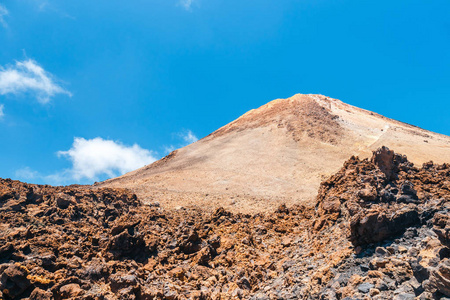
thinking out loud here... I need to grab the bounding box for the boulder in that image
[0,264,31,299]
[59,283,83,298]
[433,212,450,247]
[109,273,138,292]
[349,207,420,246]
[425,258,450,296]
[55,193,74,209]
[371,146,404,181]
[29,288,53,300]
[192,246,214,266]
[106,230,147,259]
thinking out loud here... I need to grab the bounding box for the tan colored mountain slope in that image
[98,94,450,213]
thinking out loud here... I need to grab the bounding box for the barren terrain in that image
[99,94,450,213]
[1,148,449,299]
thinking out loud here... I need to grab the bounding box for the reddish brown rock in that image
[315,147,450,247]
[55,193,74,209]
[59,283,83,298]
[29,287,53,300]
[0,147,449,299]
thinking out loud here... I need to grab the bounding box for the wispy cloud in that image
[179,0,194,11]
[15,167,69,185]
[164,129,198,154]
[0,4,8,27]
[179,129,198,144]
[57,137,156,181]
[164,145,177,154]
[0,104,4,118]
[0,59,72,103]
[15,167,39,181]
[37,1,76,20]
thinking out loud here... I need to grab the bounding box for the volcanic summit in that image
[99,94,450,213]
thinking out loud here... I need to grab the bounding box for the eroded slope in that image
[99,94,450,213]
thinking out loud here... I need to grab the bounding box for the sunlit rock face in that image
[99,94,450,213]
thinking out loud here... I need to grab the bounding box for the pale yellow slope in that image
[99,94,450,213]
[319,94,450,164]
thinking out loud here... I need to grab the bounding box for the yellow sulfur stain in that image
[27,275,54,285]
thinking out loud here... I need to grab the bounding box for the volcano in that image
[98,94,450,213]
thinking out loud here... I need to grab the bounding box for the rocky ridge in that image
[314,147,450,299]
[0,147,449,299]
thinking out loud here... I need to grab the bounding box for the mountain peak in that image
[99,94,450,213]
[210,93,344,144]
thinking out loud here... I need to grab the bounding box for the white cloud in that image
[179,0,194,10]
[57,137,156,180]
[37,1,76,20]
[0,104,4,118]
[0,59,72,103]
[0,4,8,27]
[180,129,198,144]
[15,167,68,185]
[15,167,39,180]
[164,145,177,154]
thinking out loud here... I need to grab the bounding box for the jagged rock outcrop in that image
[315,147,450,245]
[314,147,450,299]
[434,212,450,247]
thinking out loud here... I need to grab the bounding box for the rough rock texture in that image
[434,212,450,247]
[314,147,450,299]
[1,147,450,299]
[315,146,450,245]
[0,178,323,299]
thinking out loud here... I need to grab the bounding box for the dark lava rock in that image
[357,282,374,293]
[107,230,147,259]
[0,264,31,299]
[409,260,430,283]
[433,212,450,247]
[375,247,389,256]
[349,207,420,246]
[55,193,73,209]
[425,258,450,297]
[371,146,399,181]
[109,273,138,292]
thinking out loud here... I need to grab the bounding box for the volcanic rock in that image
[29,288,53,300]
[434,212,450,247]
[0,264,31,299]
[425,259,450,297]
[1,147,450,299]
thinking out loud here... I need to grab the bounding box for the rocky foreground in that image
[1,147,450,299]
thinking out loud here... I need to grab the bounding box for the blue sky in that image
[0,0,449,185]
